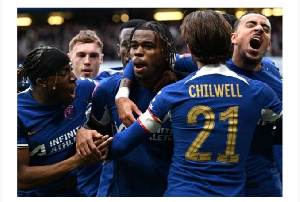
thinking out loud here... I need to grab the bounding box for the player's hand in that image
[73,151,99,167]
[152,70,178,93]
[76,127,103,161]
[94,135,113,160]
[115,97,142,127]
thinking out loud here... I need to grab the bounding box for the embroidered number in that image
[186,106,239,163]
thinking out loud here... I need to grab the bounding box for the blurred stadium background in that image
[17,8,282,76]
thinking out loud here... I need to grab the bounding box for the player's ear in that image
[231,33,237,45]
[266,41,272,51]
[117,44,121,57]
[36,78,47,87]
[100,54,104,64]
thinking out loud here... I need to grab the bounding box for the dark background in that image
[17,8,282,65]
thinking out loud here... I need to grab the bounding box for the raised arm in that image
[115,59,179,127]
[115,60,142,127]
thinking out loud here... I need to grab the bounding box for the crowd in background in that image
[17,15,282,64]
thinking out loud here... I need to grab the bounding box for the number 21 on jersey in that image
[186,106,239,163]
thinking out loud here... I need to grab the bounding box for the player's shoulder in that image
[75,77,99,96]
[262,57,274,65]
[98,73,122,89]
[76,77,98,86]
[262,57,278,71]
[156,76,189,100]
[94,74,121,97]
[247,78,276,97]
[262,57,281,79]
[17,88,32,104]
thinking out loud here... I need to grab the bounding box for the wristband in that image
[115,87,130,100]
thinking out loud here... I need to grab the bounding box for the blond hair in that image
[69,30,103,52]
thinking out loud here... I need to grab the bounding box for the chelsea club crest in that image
[64,105,76,119]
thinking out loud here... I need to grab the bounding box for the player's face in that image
[130,30,167,85]
[118,28,134,68]
[69,42,103,79]
[47,64,77,106]
[231,13,272,63]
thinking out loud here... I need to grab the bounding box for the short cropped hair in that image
[232,11,269,32]
[120,19,146,31]
[68,30,103,52]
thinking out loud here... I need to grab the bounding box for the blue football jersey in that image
[121,55,283,196]
[91,74,173,197]
[97,160,114,197]
[110,64,282,196]
[259,58,282,188]
[94,66,123,82]
[227,59,283,196]
[122,60,135,80]
[172,53,281,80]
[261,57,281,79]
[17,78,98,196]
[167,54,283,196]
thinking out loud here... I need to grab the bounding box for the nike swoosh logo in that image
[28,128,42,135]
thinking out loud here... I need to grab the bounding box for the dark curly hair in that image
[17,46,53,88]
[17,45,70,92]
[126,21,177,69]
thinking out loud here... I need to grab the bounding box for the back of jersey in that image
[149,64,282,196]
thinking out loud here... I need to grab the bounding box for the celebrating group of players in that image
[17,10,282,197]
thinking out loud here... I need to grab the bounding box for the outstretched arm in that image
[17,138,111,191]
[108,108,167,159]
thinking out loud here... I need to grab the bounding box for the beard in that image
[241,52,262,66]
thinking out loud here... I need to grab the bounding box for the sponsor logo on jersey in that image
[27,128,42,135]
[64,105,76,119]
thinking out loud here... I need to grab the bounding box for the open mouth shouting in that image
[250,37,262,50]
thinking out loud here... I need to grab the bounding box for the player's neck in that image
[137,78,157,90]
[232,57,262,72]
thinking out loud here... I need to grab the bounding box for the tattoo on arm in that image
[119,78,132,88]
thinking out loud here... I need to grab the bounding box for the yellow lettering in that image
[209,84,215,97]
[236,84,242,97]
[225,84,230,97]
[231,84,236,97]
[214,84,224,97]
[189,83,242,98]
[196,85,203,97]
[203,84,209,97]
[189,85,196,97]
